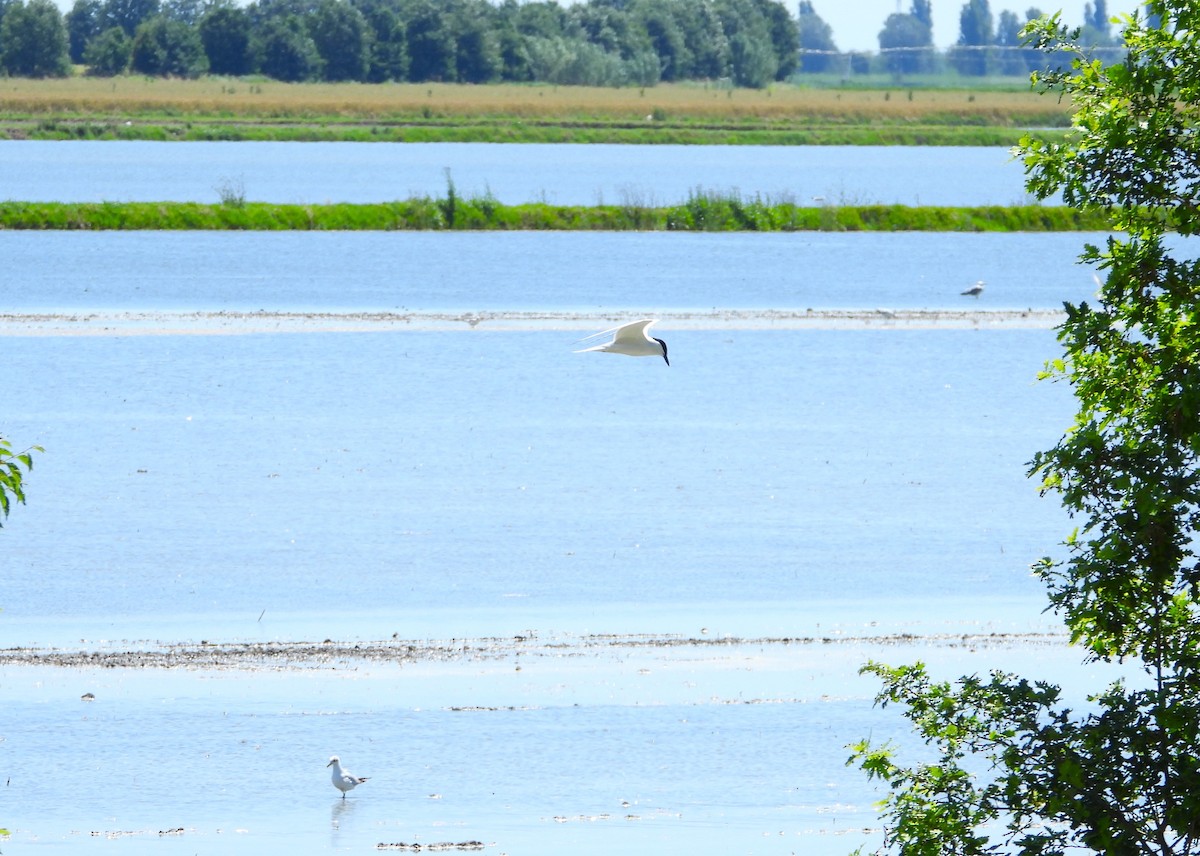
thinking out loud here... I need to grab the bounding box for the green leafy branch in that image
[851,3,1200,853]
[0,437,42,526]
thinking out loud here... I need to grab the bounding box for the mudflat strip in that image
[0,630,1069,671]
[0,308,1066,337]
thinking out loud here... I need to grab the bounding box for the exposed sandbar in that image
[0,308,1065,337]
[0,630,1070,672]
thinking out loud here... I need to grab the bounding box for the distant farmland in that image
[0,78,1073,145]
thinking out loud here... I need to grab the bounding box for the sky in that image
[815,1,1145,52]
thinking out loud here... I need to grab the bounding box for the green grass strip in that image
[0,200,1111,232]
[5,120,1051,147]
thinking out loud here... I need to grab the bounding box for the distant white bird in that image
[961,280,985,298]
[328,756,368,798]
[575,319,669,366]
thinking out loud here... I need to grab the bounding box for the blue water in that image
[0,149,1114,855]
[1,230,1101,315]
[0,226,1090,642]
[0,141,1041,206]
[4,325,1070,633]
[2,651,917,856]
[0,231,1089,855]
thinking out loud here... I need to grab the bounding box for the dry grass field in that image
[0,76,1071,125]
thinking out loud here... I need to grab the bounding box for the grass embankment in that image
[0,197,1109,231]
[0,78,1072,145]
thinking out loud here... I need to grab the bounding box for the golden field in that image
[0,76,1071,125]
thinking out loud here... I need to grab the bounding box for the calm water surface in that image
[0,222,1111,854]
[2,230,1101,314]
[0,141,1041,206]
[6,326,1072,633]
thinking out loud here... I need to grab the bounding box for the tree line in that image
[0,0,801,87]
[0,0,1125,87]
[799,0,1124,77]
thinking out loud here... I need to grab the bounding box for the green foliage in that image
[402,0,455,82]
[717,0,781,87]
[0,437,41,527]
[0,198,1112,233]
[451,3,502,84]
[879,12,934,77]
[2,110,1054,147]
[214,174,245,207]
[0,0,1134,87]
[758,0,797,78]
[65,0,103,62]
[349,0,406,81]
[198,4,252,76]
[852,4,1200,853]
[523,34,647,87]
[130,14,207,76]
[437,167,457,228]
[82,23,129,74]
[1021,2,1200,671]
[256,14,321,81]
[631,2,688,81]
[0,0,71,77]
[951,0,997,76]
[796,0,837,73]
[994,10,1034,75]
[309,0,369,82]
[101,0,159,36]
[911,0,932,29]
[54,0,804,87]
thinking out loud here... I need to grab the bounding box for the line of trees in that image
[801,0,1123,76]
[0,0,801,87]
[0,0,1127,87]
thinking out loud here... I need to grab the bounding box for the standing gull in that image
[961,280,985,298]
[575,319,669,366]
[328,756,369,798]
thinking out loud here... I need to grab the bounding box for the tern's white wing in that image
[574,318,651,345]
[609,319,657,345]
[574,323,626,345]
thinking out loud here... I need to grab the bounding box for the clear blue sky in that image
[816,1,1144,52]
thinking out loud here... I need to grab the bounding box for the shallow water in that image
[5,633,1128,856]
[4,326,1072,637]
[0,219,1113,853]
[2,314,1081,853]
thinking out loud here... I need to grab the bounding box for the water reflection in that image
[331,797,358,843]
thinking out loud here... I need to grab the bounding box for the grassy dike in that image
[0,197,1109,231]
[11,118,1036,146]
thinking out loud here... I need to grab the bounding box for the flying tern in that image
[575,319,669,366]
